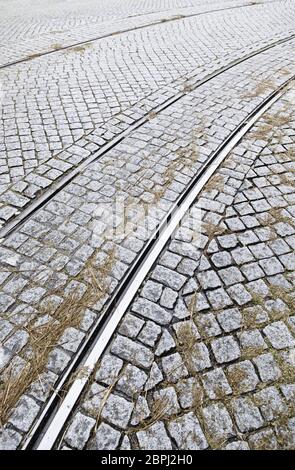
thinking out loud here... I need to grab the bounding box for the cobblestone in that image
[211,336,241,364]
[231,398,264,433]
[137,422,172,450]
[65,412,95,450]
[168,412,208,450]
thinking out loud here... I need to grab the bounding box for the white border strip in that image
[34,87,285,450]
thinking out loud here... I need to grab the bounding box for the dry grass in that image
[268,285,295,313]
[241,346,266,360]
[93,368,125,432]
[26,53,41,60]
[249,105,293,143]
[127,393,171,434]
[175,321,199,374]
[242,78,276,99]
[204,174,225,193]
[183,82,194,93]
[226,365,248,393]
[279,172,295,189]
[170,14,185,20]
[280,68,291,76]
[267,207,295,228]
[202,222,226,242]
[153,136,200,203]
[62,44,92,55]
[0,247,116,426]
[147,110,158,121]
[51,43,63,50]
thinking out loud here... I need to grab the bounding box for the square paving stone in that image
[65,412,95,450]
[175,377,203,409]
[248,429,278,450]
[254,386,286,421]
[201,368,232,399]
[202,403,236,442]
[259,257,284,276]
[111,335,153,369]
[253,353,282,382]
[232,247,254,265]
[231,397,264,433]
[206,288,233,310]
[197,270,222,289]
[88,422,121,450]
[162,353,188,383]
[8,395,40,433]
[263,321,295,349]
[217,308,242,332]
[219,267,244,286]
[137,422,172,450]
[167,412,208,450]
[211,336,241,364]
[226,360,259,393]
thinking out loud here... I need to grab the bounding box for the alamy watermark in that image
[91,196,203,244]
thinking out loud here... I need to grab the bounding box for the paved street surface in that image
[0,0,295,450]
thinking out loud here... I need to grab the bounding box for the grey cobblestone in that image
[8,396,40,433]
[111,335,154,369]
[137,422,172,450]
[168,412,208,450]
[253,353,282,382]
[211,336,241,364]
[263,321,295,349]
[202,403,235,442]
[88,422,120,450]
[65,412,95,450]
[0,428,22,450]
[132,298,172,325]
[231,397,264,433]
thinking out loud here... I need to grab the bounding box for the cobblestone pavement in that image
[0,1,295,230]
[0,0,294,451]
[59,83,295,451]
[0,0,261,65]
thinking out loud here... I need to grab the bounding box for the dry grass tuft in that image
[176,321,199,373]
[127,393,171,434]
[249,105,293,143]
[183,82,194,93]
[62,44,92,55]
[0,247,116,426]
[267,207,295,228]
[148,110,158,121]
[51,43,63,51]
[226,366,248,393]
[202,222,226,241]
[204,174,225,193]
[153,134,200,202]
[26,53,42,60]
[242,79,276,99]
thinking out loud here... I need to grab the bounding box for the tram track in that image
[20,73,294,450]
[1,31,295,242]
[0,0,281,70]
